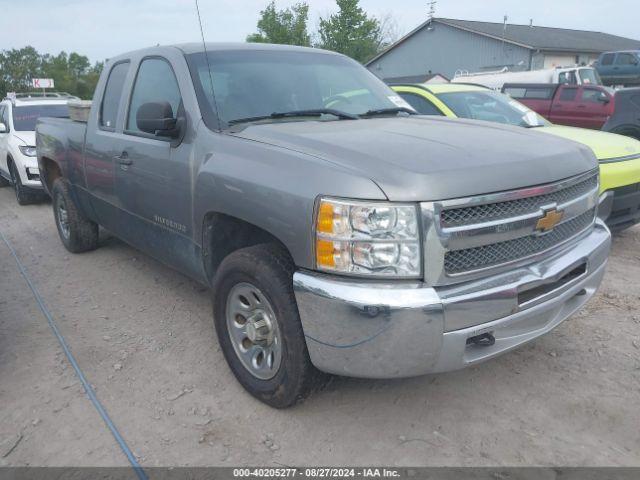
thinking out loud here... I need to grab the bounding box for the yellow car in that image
[392,83,640,231]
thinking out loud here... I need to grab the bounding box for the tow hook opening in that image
[466,332,496,347]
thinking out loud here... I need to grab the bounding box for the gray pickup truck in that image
[37,43,611,408]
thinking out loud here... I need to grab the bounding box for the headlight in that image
[19,145,37,157]
[315,197,421,278]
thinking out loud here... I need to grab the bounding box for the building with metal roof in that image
[367,17,640,80]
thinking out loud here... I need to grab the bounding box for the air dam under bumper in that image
[293,221,611,378]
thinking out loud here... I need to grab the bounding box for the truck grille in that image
[441,174,598,228]
[421,169,600,286]
[444,208,596,274]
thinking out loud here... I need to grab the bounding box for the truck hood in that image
[541,125,640,162]
[233,116,597,201]
[13,131,35,146]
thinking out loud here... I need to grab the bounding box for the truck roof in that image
[107,42,341,63]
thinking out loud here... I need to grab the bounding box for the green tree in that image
[0,47,44,94]
[0,46,102,99]
[316,0,384,63]
[247,1,311,46]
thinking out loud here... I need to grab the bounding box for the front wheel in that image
[212,243,326,408]
[51,178,99,253]
[9,161,35,205]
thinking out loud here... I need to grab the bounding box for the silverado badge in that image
[536,208,564,233]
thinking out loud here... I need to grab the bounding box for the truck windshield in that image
[578,68,602,86]
[186,50,411,127]
[436,90,549,128]
[12,104,69,131]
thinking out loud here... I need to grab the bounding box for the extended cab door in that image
[113,53,198,272]
[84,60,132,230]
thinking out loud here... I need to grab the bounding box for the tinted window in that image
[0,106,6,127]
[12,105,69,131]
[398,92,443,115]
[582,89,608,103]
[601,53,615,66]
[524,88,554,99]
[559,88,578,101]
[100,62,130,129]
[127,58,182,134]
[503,87,526,98]
[616,53,639,65]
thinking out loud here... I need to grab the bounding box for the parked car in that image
[37,43,610,408]
[0,96,70,204]
[595,51,640,87]
[392,82,640,231]
[602,88,640,141]
[452,66,602,90]
[502,83,615,130]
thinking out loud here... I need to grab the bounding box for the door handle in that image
[114,151,132,166]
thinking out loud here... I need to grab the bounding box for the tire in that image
[9,161,35,205]
[51,178,99,253]
[212,243,326,408]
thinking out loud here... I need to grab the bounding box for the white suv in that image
[0,96,70,204]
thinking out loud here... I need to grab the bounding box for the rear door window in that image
[559,88,578,101]
[100,61,130,129]
[126,58,182,135]
[600,53,615,66]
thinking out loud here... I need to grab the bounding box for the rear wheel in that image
[51,178,99,253]
[212,243,326,408]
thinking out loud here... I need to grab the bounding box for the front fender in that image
[192,129,386,269]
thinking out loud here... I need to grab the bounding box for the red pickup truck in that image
[502,83,615,130]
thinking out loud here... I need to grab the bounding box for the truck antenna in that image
[194,0,221,127]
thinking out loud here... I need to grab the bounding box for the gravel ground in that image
[0,187,639,467]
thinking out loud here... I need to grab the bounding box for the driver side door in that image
[114,55,196,273]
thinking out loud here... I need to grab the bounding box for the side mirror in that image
[598,95,610,104]
[136,102,180,138]
[0,122,7,133]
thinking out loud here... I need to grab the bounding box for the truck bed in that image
[36,117,88,193]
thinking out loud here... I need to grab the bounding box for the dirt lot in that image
[1,187,639,467]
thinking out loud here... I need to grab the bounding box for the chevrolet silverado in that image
[36,43,610,408]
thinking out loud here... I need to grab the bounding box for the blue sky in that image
[2,0,638,62]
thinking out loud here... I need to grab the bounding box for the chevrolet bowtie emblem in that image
[536,208,564,233]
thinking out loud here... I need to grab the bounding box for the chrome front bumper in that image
[293,221,611,378]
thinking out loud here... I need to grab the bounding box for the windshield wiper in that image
[360,107,416,117]
[228,109,358,126]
